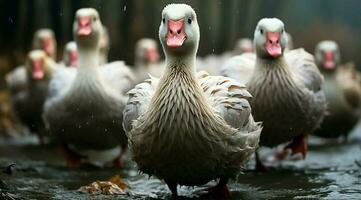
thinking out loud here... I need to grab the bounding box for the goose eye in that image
[260,29,264,34]
[162,18,165,24]
[92,17,96,21]
[187,18,192,24]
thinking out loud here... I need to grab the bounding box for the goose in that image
[61,41,78,67]
[285,32,294,51]
[32,29,57,60]
[11,50,56,143]
[234,38,253,54]
[134,38,163,83]
[99,25,109,64]
[197,38,252,76]
[222,18,326,167]
[313,40,361,139]
[123,4,261,197]
[7,29,57,97]
[43,8,135,167]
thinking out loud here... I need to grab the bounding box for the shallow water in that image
[0,124,360,200]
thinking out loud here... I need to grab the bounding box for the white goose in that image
[123,4,261,197]
[314,40,361,139]
[134,38,163,83]
[222,18,326,166]
[32,29,57,60]
[11,50,56,143]
[43,8,135,167]
[61,41,78,68]
[7,29,57,98]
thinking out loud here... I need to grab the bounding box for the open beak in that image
[166,19,186,48]
[323,51,335,70]
[77,16,92,36]
[69,50,78,67]
[146,48,160,63]
[41,37,53,56]
[265,32,282,58]
[31,59,44,80]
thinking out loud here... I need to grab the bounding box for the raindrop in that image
[104,128,108,132]
[123,6,127,12]
[212,49,215,53]
[8,17,13,24]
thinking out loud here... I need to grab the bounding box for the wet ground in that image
[0,124,360,200]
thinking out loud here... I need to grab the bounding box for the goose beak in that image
[265,32,282,57]
[146,48,160,63]
[69,50,78,67]
[323,51,335,70]
[31,59,44,80]
[166,19,186,48]
[77,16,92,36]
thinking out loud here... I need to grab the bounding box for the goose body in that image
[43,8,134,166]
[314,41,361,138]
[124,4,261,196]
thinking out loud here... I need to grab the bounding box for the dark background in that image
[0,0,361,81]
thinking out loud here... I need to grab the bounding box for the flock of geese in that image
[4,4,361,198]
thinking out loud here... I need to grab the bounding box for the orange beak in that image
[265,32,282,58]
[77,16,92,36]
[31,59,44,80]
[166,19,186,48]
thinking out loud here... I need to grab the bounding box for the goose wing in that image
[197,71,256,130]
[123,76,159,133]
[287,48,323,93]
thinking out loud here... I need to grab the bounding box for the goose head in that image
[314,40,340,71]
[234,38,253,54]
[32,29,56,58]
[26,50,52,81]
[63,41,78,67]
[159,4,199,57]
[73,8,102,48]
[135,38,160,64]
[254,18,287,59]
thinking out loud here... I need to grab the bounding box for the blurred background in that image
[1,0,361,86]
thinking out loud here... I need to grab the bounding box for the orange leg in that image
[113,144,127,168]
[205,177,231,198]
[277,134,308,160]
[61,143,83,168]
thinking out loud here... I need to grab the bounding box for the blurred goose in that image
[314,40,361,138]
[7,29,57,98]
[123,4,261,197]
[197,38,253,76]
[32,29,57,60]
[222,18,326,167]
[285,32,294,51]
[99,25,109,64]
[43,8,135,167]
[61,41,78,67]
[234,38,253,54]
[134,38,163,83]
[12,50,56,143]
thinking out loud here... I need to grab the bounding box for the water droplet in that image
[8,17,13,24]
[123,6,127,12]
